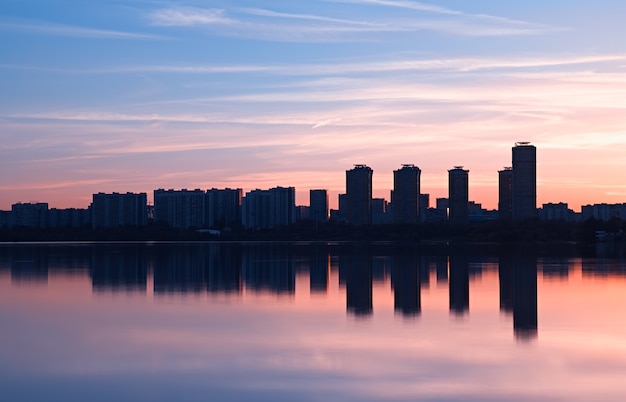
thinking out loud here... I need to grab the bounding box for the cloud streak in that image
[0,20,164,40]
[6,53,624,78]
[146,1,558,42]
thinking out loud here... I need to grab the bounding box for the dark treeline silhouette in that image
[1,216,626,243]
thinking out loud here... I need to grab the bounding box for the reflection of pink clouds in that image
[4,260,626,399]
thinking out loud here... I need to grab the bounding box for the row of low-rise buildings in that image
[1,143,624,230]
[0,203,91,229]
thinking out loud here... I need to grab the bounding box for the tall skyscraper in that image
[448,166,469,224]
[345,165,373,225]
[498,167,513,220]
[392,164,421,224]
[309,189,328,222]
[512,142,537,220]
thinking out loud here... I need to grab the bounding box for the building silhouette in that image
[581,203,626,221]
[154,189,206,229]
[371,198,390,224]
[47,208,90,228]
[345,165,373,225]
[512,142,537,220]
[498,167,513,220]
[309,189,329,222]
[540,202,573,221]
[206,188,242,228]
[11,203,49,228]
[419,194,430,222]
[392,164,421,224]
[448,167,469,224]
[91,192,147,228]
[242,187,296,229]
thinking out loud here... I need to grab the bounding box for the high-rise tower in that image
[512,142,537,220]
[448,166,469,224]
[498,167,513,220]
[392,164,421,224]
[309,189,328,222]
[345,164,373,225]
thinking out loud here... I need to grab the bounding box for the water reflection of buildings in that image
[499,253,538,340]
[391,252,421,316]
[540,257,571,279]
[449,255,470,315]
[9,246,50,283]
[339,246,373,316]
[308,246,329,293]
[242,245,295,295]
[6,244,626,340]
[153,244,241,294]
[0,245,93,284]
[92,245,147,292]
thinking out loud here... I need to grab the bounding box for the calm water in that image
[1,242,626,401]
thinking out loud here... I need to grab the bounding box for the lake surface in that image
[1,242,626,401]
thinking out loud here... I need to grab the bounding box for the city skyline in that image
[3,1,626,211]
[2,146,625,216]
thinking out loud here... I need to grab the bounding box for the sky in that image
[2,0,626,211]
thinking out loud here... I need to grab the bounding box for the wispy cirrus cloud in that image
[241,8,380,27]
[324,0,558,29]
[325,0,460,15]
[5,53,624,77]
[148,8,231,27]
[0,19,164,40]
[147,1,559,41]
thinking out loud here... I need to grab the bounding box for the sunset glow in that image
[2,1,626,210]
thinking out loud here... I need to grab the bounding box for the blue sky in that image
[2,0,626,209]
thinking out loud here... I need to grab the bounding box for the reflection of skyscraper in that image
[436,255,448,283]
[498,167,513,220]
[498,254,514,314]
[392,252,421,316]
[448,167,469,224]
[345,165,373,225]
[309,246,329,293]
[512,142,537,220]
[513,255,538,340]
[449,255,469,315]
[340,246,373,316]
[393,164,421,224]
